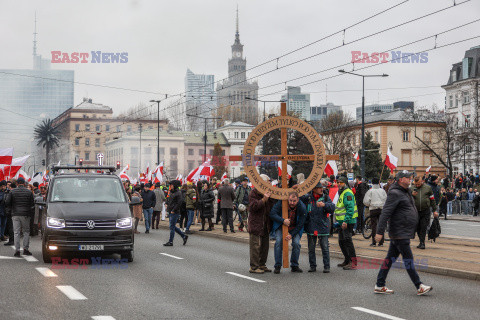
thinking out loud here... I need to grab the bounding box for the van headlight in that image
[47,217,65,229]
[116,217,132,229]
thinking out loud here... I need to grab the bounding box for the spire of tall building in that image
[234,5,240,44]
[33,12,37,57]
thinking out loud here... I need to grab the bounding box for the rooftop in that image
[72,98,113,112]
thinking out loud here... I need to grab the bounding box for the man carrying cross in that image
[270,191,307,274]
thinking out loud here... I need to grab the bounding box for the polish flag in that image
[426,166,432,173]
[353,152,360,161]
[153,162,164,184]
[145,163,151,182]
[14,169,30,182]
[221,172,228,181]
[329,185,339,205]
[30,172,43,186]
[176,174,183,181]
[384,148,398,174]
[324,160,338,177]
[118,164,131,181]
[277,161,293,179]
[187,160,215,182]
[4,155,29,179]
[0,148,13,165]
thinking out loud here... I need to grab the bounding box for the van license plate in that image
[78,245,104,251]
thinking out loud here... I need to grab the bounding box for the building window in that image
[96,124,101,132]
[188,161,195,171]
[423,151,432,166]
[199,149,204,155]
[423,131,431,142]
[188,149,194,156]
[144,147,151,154]
[451,70,456,83]
[234,132,239,139]
[116,125,121,132]
[75,124,80,132]
[209,149,213,155]
[463,92,470,104]
[106,125,110,132]
[466,145,473,153]
[75,137,80,146]
[455,94,459,107]
[374,131,378,142]
[148,126,153,130]
[170,160,178,173]
[170,148,178,156]
[241,132,246,139]
[401,150,412,166]
[95,138,100,147]
[85,138,90,146]
[131,147,139,156]
[85,124,90,132]
[402,131,410,142]
[449,95,453,108]
[159,148,165,156]
[85,152,90,161]
[127,125,132,132]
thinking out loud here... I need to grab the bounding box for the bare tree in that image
[118,103,157,120]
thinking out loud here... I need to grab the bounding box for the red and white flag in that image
[221,172,228,181]
[353,152,360,161]
[14,169,30,182]
[0,148,13,165]
[324,160,338,177]
[277,161,293,179]
[384,148,398,174]
[4,155,29,179]
[176,174,183,181]
[118,164,131,181]
[153,162,164,184]
[187,160,215,182]
[426,166,431,173]
[329,185,339,205]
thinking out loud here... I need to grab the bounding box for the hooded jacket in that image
[5,185,34,217]
[301,191,334,235]
[377,182,418,240]
[363,185,387,210]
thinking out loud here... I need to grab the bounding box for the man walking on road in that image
[164,180,188,246]
[218,179,236,233]
[152,182,166,230]
[235,177,251,232]
[270,191,307,274]
[335,176,357,270]
[374,170,433,296]
[5,177,34,257]
[248,174,275,274]
[354,175,369,233]
[141,183,156,234]
[411,176,438,249]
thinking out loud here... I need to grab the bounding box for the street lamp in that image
[338,69,388,180]
[245,97,283,122]
[186,114,222,162]
[150,96,167,166]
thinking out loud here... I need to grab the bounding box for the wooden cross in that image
[229,102,338,268]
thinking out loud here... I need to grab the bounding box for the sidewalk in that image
[448,214,480,223]
[156,219,480,281]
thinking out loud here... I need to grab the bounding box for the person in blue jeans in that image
[141,183,156,234]
[300,181,335,273]
[270,191,306,274]
[164,180,188,246]
[184,183,197,234]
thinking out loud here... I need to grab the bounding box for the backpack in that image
[428,217,441,242]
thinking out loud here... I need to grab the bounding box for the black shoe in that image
[418,243,425,249]
[145,230,149,234]
[183,236,188,246]
[185,230,192,235]
[323,268,330,273]
[291,267,303,273]
[370,243,376,247]
[230,230,235,233]
[274,267,281,274]
[337,261,348,267]
[199,228,205,231]
[4,242,13,246]
[14,251,20,257]
[23,249,32,256]
[223,230,227,233]
[308,267,316,273]
[163,242,173,246]
[206,228,212,231]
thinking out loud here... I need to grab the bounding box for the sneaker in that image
[370,243,376,247]
[417,284,432,296]
[185,230,192,235]
[249,268,264,274]
[323,268,330,273]
[343,262,356,270]
[374,285,394,294]
[291,266,303,273]
[308,267,316,273]
[4,242,14,246]
[274,267,281,274]
[145,230,150,234]
[230,230,235,233]
[223,230,227,233]
[163,242,173,246]
[14,251,20,257]
[260,266,272,272]
[23,249,32,256]
[337,261,348,267]
[183,235,188,246]
[418,243,425,250]
[206,228,212,231]
[378,244,384,247]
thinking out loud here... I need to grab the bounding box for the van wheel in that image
[42,237,52,263]
[121,249,134,262]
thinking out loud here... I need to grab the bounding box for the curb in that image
[158,225,480,281]
[447,216,480,223]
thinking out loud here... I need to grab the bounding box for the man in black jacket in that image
[354,176,369,233]
[374,170,432,296]
[0,180,7,241]
[164,180,188,246]
[5,177,34,257]
[141,183,156,234]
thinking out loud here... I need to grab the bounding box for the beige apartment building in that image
[321,110,447,177]
[52,98,168,166]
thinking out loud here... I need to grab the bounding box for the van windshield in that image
[50,176,127,203]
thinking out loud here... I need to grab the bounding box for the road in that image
[437,219,480,238]
[0,228,479,320]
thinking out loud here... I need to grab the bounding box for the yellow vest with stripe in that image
[334,188,358,222]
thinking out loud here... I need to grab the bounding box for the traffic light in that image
[79,158,83,166]
[116,161,120,169]
[42,159,45,166]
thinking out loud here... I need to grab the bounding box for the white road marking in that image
[23,255,39,262]
[352,307,405,320]
[36,267,58,277]
[160,253,184,260]
[226,272,266,283]
[442,227,454,230]
[56,285,88,300]
[0,255,19,259]
[91,316,116,320]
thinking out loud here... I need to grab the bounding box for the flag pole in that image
[380,162,386,182]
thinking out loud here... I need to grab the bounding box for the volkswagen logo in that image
[86,220,95,230]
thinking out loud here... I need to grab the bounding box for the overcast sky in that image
[2,0,480,122]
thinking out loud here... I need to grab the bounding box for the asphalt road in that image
[437,219,480,238]
[0,229,479,320]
